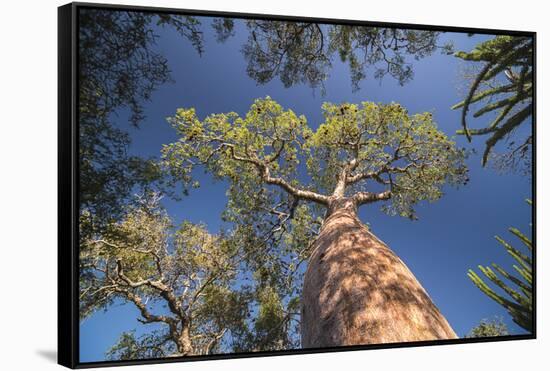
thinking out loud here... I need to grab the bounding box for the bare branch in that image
[92,239,165,279]
[266,139,286,163]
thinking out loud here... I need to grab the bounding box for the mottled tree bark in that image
[301,197,457,347]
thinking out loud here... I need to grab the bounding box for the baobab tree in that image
[162,97,468,347]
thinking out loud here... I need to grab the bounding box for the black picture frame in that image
[58,2,537,368]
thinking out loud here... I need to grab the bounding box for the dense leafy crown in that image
[163,97,468,220]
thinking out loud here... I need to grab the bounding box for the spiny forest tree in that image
[467,199,533,332]
[162,97,469,346]
[80,193,250,359]
[452,35,533,171]
[78,8,204,240]
[236,20,453,92]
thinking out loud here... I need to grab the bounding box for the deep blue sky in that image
[80,14,532,362]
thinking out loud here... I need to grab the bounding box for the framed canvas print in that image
[58,2,536,368]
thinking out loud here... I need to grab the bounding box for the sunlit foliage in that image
[163,97,468,220]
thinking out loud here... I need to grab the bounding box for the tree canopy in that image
[234,20,453,92]
[467,199,533,332]
[162,97,468,220]
[80,190,308,358]
[78,9,205,239]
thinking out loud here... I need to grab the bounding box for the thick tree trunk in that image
[301,197,457,347]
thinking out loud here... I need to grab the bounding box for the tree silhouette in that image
[238,20,452,92]
[78,8,204,239]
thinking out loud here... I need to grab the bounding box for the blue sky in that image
[80,14,532,362]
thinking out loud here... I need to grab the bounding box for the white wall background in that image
[0,0,545,369]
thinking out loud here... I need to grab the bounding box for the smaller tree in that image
[452,35,533,168]
[80,193,249,359]
[466,317,509,338]
[467,200,533,332]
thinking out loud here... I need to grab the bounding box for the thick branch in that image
[115,287,175,326]
[264,168,329,205]
[116,259,184,319]
[353,190,391,205]
[346,170,378,185]
[220,143,329,205]
[114,267,187,354]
